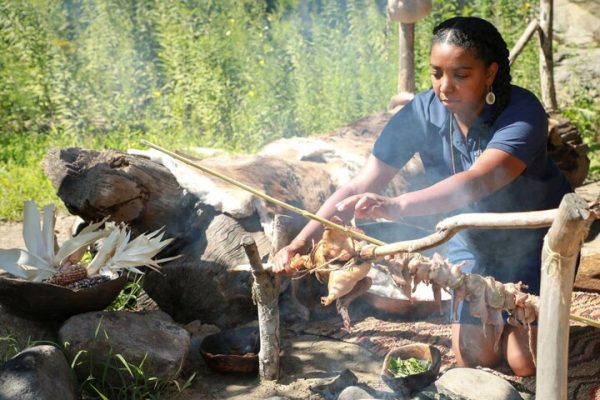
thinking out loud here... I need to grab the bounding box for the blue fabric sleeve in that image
[372,97,426,169]
[486,90,548,167]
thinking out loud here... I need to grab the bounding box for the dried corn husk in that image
[0,201,177,285]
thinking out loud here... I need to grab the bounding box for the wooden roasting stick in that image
[141,139,385,247]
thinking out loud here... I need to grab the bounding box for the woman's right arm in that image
[272,154,399,274]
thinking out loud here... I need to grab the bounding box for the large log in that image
[42,148,302,326]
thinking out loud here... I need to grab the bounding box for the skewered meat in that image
[292,219,540,347]
[335,276,373,332]
[321,262,371,306]
[385,253,414,299]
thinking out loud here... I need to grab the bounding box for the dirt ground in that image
[1,182,598,399]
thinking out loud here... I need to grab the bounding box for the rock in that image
[553,0,600,106]
[309,369,359,399]
[58,310,190,384]
[433,368,523,400]
[337,385,376,400]
[0,345,78,400]
[0,304,59,360]
[184,320,220,371]
[184,320,220,339]
[519,391,535,400]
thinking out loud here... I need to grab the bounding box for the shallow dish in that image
[0,273,126,321]
[363,264,451,318]
[200,326,260,373]
[381,343,442,393]
[362,291,449,318]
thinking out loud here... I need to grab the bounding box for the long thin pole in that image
[140,139,386,246]
[538,0,558,111]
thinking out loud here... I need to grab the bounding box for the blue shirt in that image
[373,85,572,291]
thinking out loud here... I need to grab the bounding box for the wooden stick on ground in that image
[536,193,595,400]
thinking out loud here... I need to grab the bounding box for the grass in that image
[107,273,145,312]
[0,0,597,224]
[0,335,20,362]
[69,317,195,399]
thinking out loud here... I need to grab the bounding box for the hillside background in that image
[0,0,598,221]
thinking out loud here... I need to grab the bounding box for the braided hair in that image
[432,17,511,124]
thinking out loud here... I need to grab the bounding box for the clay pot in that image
[381,343,442,393]
[387,0,433,23]
[200,326,260,373]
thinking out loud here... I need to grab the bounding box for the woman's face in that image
[430,42,498,119]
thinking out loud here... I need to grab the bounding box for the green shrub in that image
[0,0,596,221]
[562,96,600,182]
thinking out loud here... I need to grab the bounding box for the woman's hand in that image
[272,238,308,275]
[335,192,402,220]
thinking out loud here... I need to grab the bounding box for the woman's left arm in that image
[338,148,526,220]
[396,148,526,216]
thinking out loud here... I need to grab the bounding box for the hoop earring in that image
[485,87,496,105]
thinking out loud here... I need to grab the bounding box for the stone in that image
[58,310,190,384]
[337,385,376,400]
[434,368,523,400]
[309,369,359,399]
[0,304,59,361]
[0,345,78,400]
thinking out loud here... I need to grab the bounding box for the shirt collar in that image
[431,95,493,138]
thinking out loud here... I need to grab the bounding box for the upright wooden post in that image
[242,236,280,381]
[536,193,594,399]
[538,0,558,111]
[398,23,415,95]
[240,215,294,381]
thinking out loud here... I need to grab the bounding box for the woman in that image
[273,16,571,376]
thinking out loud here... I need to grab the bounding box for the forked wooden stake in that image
[242,236,280,381]
[536,193,595,400]
[240,215,294,381]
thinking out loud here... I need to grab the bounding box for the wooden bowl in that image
[381,343,441,393]
[0,273,127,321]
[200,326,260,373]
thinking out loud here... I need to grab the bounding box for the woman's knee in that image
[503,326,537,377]
[452,323,502,368]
